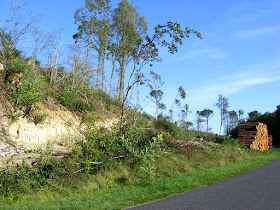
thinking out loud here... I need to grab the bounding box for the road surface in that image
[128,158,280,210]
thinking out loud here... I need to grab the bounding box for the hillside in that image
[0,88,118,166]
[0,1,279,207]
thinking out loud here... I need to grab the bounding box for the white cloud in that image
[231,25,279,39]
[188,64,280,106]
[163,47,228,64]
[226,1,280,25]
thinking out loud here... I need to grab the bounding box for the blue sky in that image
[1,0,279,134]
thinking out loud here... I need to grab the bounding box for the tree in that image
[247,110,262,122]
[237,109,244,122]
[107,42,119,96]
[169,86,186,121]
[115,16,201,125]
[199,109,213,133]
[0,2,42,82]
[214,94,229,135]
[246,106,280,144]
[180,104,191,128]
[111,0,147,100]
[196,111,204,131]
[225,110,238,134]
[147,71,165,118]
[73,0,111,90]
[148,89,165,119]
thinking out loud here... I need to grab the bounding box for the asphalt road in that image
[128,158,280,210]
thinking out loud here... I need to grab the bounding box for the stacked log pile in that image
[238,122,271,151]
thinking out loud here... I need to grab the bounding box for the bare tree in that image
[199,109,213,133]
[214,94,229,135]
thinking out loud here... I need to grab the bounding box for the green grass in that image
[1,148,279,210]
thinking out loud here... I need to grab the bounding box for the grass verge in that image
[1,149,280,210]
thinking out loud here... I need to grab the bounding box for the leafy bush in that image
[0,147,80,201]
[59,89,88,112]
[83,113,100,126]
[11,67,46,108]
[221,135,239,146]
[153,118,178,136]
[4,57,27,78]
[72,117,164,178]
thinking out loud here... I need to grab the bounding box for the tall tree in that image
[169,86,186,121]
[148,90,165,119]
[247,110,262,122]
[118,18,202,124]
[112,0,147,100]
[147,71,164,118]
[214,94,229,135]
[196,111,204,131]
[225,110,238,134]
[180,104,191,128]
[73,0,111,90]
[107,42,119,96]
[237,109,245,122]
[199,109,213,133]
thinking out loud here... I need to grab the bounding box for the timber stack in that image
[238,122,271,151]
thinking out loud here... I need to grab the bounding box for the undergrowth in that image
[0,122,274,204]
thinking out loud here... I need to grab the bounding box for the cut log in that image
[238,122,270,151]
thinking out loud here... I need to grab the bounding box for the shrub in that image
[59,88,88,112]
[32,112,48,125]
[72,117,164,177]
[4,57,27,78]
[153,118,178,136]
[0,147,80,200]
[221,135,239,146]
[11,67,46,108]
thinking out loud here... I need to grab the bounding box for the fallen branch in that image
[74,154,137,173]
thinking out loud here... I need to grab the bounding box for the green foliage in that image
[83,113,100,125]
[153,117,178,136]
[90,88,121,111]
[11,68,46,108]
[3,57,26,79]
[1,150,279,209]
[237,105,280,143]
[72,116,164,181]
[0,30,22,62]
[10,112,24,123]
[247,110,262,122]
[32,112,48,125]
[141,112,154,121]
[0,147,80,201]
[59,89,88,112]
[153,21,202,54]
[221,135,239,146]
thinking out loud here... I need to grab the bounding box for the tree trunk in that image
[118,55,126,100]
[85,34,92,70]
[155,95,158,119]
[109,59,116,97]
[101,51,105,91]
[220,114,223,135]
[96,56,101,88]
